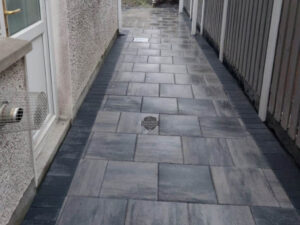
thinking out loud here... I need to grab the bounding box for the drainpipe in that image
[219,0,229,62]
[200,0,205,35]
[258,0,283,121]
[179,0,184,13]
[191,0,199,35]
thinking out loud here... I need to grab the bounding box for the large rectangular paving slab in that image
[100,161,157,200]
[135,135,182,163]
[57,197,127,225]
[125,200,188,225]
[133,63,160,73]
[178,98,217,117]
[103,95,142,112]
[145,72,174,84]
[161,64,187,73]
[182,137,233,166]
[114,72,145,82]
[117,112,159,134]
[160,114,202,136]
[142,97,177,114]
[189,204,256,225]
[199,117,248,138]
[175,74,205,85]
[213,100,239,117]
[251,206,300,225]
[159,164,217,203]
[160,84,193,98]
[211,167,279,206]
[127,83,159,97]
[69,159,107,196]
[92,111,120,132]
[85,132,136,161]
[226,137,269,168]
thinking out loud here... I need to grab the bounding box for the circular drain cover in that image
[142,116,159,130]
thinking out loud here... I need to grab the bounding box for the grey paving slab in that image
[161,49,184,57]
[133,63,160,73]
[122,48,138,55]
[117,62,134,72]
[122,55,148,63]
[213,100,239,117]
[135,135,182,163]
[204,74,223,86]
[149,38,161,43]
[148,56,172,64]
[182,137,233,166]
[150,43,172,50]
[125,200,188,225]
[145,72,174,83]
[189,204,256,225]
[199,117,248,138]
[138,48,160,56]
[161,64,187,73]
[262,169,293,208]
[100,161,157,200]
[127,82,159,97]
[57,197,127,225]
[142,97,177,114]
[103,95,142,112]
[175,74,205,85]
[105,82,128,95]
[211,167,279,206]
[173,56,200,65]
[178,98,217,117]
[93,111,120,132]
[117,112,159,134]
[159,164,217,203]
[192,84,228,99]
[129,42,150,49]
[226,137,269,168]
[114,71,145,82]
[69,159,107,196]
[160,114,202,136]
[251,206,300,225]
[187,64,214,75]
[85,132,136,161]
[160,84,193,98]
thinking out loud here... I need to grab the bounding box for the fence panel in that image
[196,0,203,27]
[267,0,300,147]
[202,0,224,49]
[184,0,191,16]
[223,0,273,105]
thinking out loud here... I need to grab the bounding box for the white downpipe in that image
[258,0,283,121]
[190,0,193,19]
[200,0,205,35]
[179,0,184,13]
[118,0,122,29]
[219,0,229,62]
[191,0,199,35]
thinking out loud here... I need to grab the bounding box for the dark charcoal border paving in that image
[21,34,127,225]
[182,14,300,210]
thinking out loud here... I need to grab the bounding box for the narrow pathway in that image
[23,7,300,225]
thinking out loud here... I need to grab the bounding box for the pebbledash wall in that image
[184,0,300,164]
[0,0,119,224]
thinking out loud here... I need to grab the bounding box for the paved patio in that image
[23,7,300,225]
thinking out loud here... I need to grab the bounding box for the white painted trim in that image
[191,0,199,35]
[0,1,5,37]
[179,0,184,13]
[190,0,193,19]
[258,0,283,121]
[118,0,122,29]
[200,0,205,35]
[219,0,229,62]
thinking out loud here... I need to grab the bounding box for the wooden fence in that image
[184,0,300,154]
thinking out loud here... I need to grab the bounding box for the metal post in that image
[219,0,229,62]
[118,0,122,29]
[189,0,193,19]
[191,0,199,35]
[258,0,283,121]
[179,0,184,13]
[200,0,205,35]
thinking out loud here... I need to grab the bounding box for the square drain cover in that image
[133,38,149,43]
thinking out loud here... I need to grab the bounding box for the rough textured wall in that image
[67,0,118,110]
[0,59,34,225]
